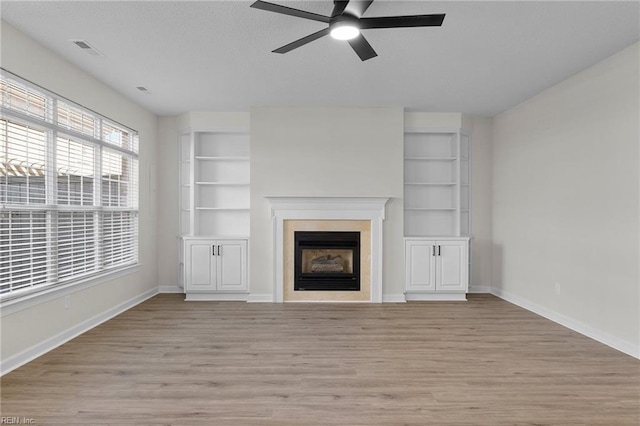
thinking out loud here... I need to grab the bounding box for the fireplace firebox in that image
[294,231,360,291]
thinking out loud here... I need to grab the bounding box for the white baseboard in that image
[469,285,491,293]
[405,292,467,301]
[382,294,406,303]
[184,292,248,301]
[1,287,158,376]
[246,293,274,303]
[158,285,184,294]
[490,287,639,360]
[248,294,407,303]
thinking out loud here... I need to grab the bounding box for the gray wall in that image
[464,116,494,293]
[492,42,639,356]
[1,22,160,366]
[249,107,405,300]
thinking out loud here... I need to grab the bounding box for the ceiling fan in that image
[250,0,445,61]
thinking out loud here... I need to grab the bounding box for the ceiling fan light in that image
[330,24,360,40]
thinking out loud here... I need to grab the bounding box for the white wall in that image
[492,42,639,357]
[0,22,160,371]
[156,115,181,291]
[249,107,405,300]
[463,115,493,292]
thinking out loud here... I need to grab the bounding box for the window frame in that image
[0,69,140,303]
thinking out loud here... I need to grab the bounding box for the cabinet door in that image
[185,241,216,291]
[217,240,247,291]
[435,240,468,292]
[405,240,436,291]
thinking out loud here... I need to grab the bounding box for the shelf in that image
[195,156,250,161]
[405,234,467,239]
[195,207,249,211]
[404,182,456,186]
[405,207,456,211]
[404,157,456,161]
[195,182,249,186]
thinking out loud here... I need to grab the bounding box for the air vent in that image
[69,39,104,57]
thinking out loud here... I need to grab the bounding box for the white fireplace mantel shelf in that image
[265,196,390,303]
[266,196,390,219]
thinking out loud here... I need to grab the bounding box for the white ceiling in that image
[2,1,639,117]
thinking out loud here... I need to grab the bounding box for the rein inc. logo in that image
[0,418,35,425]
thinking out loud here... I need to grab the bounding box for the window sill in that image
[0,264,140,317]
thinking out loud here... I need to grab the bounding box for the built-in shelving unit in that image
[403,129,471,301]
[403,131,470,237]
[179,130,250,301]
[180,131,250,237]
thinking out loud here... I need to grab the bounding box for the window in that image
[0,71,139,300]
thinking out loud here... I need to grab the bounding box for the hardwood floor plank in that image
[1,294,638,425]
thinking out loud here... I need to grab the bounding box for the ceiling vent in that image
[69,39,104,57]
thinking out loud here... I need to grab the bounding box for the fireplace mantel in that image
[266,196,389,303]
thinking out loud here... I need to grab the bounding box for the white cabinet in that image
[184,238,248,300]
[405,238,469,301]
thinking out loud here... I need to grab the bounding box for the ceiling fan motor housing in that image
[330,13,360,29]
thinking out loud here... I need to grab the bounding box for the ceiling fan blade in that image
[331,1,349,17]
[359,13,445,29]
[250,0,330,23]
[345,0,374,18]
[347,34,378,61]
[272,28,331,54]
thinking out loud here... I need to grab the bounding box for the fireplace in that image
[294,231,360,291]
[266,196,388,302]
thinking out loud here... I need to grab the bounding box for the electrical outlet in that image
[554,283,561,296]
[64,295,71,309]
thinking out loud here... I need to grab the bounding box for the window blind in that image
[0,78,49,120]
[0,70,139,300]
[0,211,51,294]
[57,136,95,206]
[102,211,138,268]
[0,120,47,205]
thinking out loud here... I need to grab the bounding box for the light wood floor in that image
[1,294,638,425]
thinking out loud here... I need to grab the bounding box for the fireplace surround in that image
[266,196,389,303]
